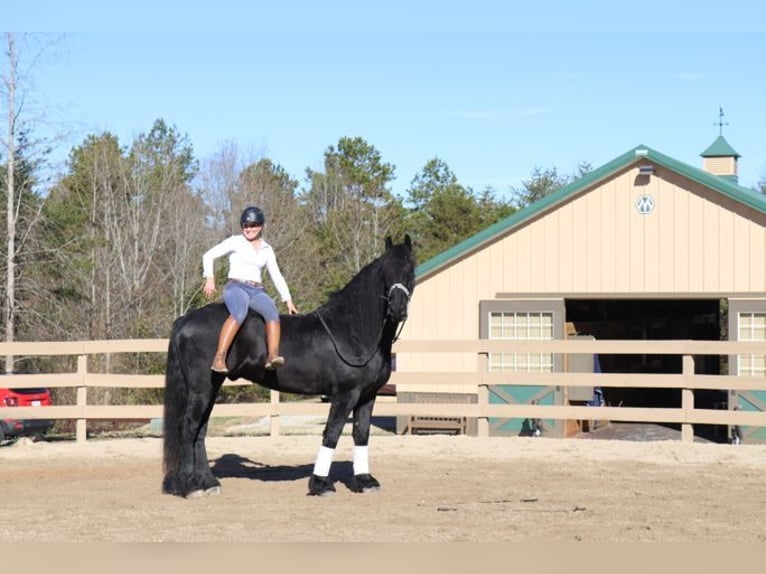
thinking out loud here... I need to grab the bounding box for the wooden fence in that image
[0,338,764,443]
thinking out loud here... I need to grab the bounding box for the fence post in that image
[477,353,489,437]
[76,354,88,443]
[681,354,695,443]
[269,389,281,437]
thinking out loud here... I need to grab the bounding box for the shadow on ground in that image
[210,452,356,487]
[576,422,713,443]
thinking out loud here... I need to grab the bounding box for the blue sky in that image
[6,2,766,199]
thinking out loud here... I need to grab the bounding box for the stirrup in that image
[265,355,285,370]
[211,354,228,373]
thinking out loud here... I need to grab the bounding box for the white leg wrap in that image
[353,445,369,475]
[313,446,334,477]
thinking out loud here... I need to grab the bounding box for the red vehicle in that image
[0,387,54,441]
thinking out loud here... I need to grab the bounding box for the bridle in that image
[386,283,411,317]
[316,281,411,367]
[386,282,411,343]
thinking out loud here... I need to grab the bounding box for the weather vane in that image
[714,107,728,136]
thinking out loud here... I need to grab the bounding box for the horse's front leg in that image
[349,395,381,493]
[308,392,358,496]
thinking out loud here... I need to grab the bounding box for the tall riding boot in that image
[211,315,240,373]
[265,320,285,370]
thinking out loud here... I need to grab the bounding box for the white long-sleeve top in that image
[202,235,293,302]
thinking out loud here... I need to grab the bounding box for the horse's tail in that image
[162,317,188,485]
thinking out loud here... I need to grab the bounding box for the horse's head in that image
[382,234,415,323]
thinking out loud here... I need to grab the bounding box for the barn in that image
[395,135,766,442]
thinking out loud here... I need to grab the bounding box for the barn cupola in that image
[701,108,740,183]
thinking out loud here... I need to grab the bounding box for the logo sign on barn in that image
[635,194,655,215]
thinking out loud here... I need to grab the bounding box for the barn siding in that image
[399,164,766,374]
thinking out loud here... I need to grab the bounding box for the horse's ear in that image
[385,236,393,250]
[404,234,412,250]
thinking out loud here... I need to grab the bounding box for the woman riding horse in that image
[163,235,415,497]
[202,206,299,373]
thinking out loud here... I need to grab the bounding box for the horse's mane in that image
[321,240,413,308]
[314,248,400,350]
[319,252,387,315]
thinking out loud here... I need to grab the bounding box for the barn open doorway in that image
[564,299,726,441]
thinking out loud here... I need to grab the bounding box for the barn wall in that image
[398,164,766,373]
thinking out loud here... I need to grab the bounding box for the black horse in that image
[162,235,415,497]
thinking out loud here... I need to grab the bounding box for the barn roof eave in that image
[415,146,641,280]
[415,144,766,281]
[647,146,765,211]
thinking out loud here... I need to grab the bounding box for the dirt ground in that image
[0,424,766,542]
[1,422,765,542]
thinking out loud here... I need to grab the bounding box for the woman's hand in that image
[286,300,299,315]
[203,277,217,298]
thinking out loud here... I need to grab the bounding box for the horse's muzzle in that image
[386,283,411,322]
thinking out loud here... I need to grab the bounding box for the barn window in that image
[738,312,766,377]
[488,311,554,372]
[479,299,565,372]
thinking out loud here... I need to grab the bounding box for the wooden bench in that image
[405,415,467,435]
[396,390,476,435]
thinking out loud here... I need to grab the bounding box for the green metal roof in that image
[701,135,740,158]
[416,144,766,280]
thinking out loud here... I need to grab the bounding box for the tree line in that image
[4,112,584,378]
[7,121,527,349]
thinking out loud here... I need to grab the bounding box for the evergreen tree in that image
[405,158,514,262]
[300,136,405,298]
[511,162,593,209]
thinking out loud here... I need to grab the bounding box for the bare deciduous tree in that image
[2,33,20,371]
[1,33,54,371]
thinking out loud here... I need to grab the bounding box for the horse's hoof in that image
[307,474,336,496]
[186,489,207,499]
[205,486,222,496]
[350,473,381,493]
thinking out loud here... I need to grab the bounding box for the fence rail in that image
[0,338,764,443]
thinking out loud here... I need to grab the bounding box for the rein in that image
[317,282,411,368]
[316,309,386,367]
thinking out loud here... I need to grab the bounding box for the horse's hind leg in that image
[349,396,381,493]
[165,372,223,498]
[186,377,225,497]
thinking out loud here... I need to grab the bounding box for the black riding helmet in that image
[240,206,265,227]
